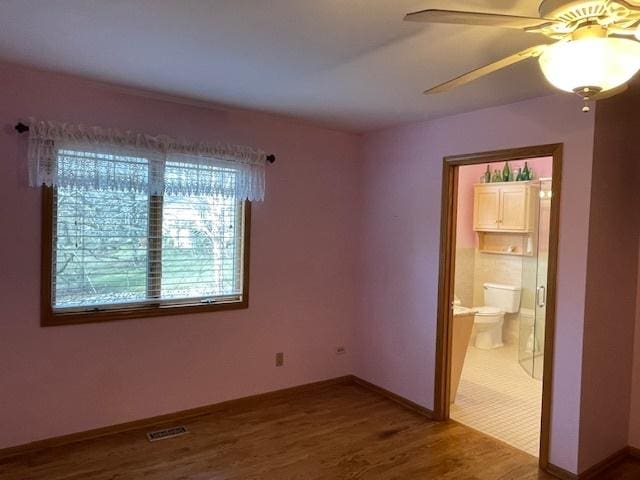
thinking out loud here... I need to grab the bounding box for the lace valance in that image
[27,119,266,201]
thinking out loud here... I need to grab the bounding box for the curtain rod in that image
[14,122,276,164]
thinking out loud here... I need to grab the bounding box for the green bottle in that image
[502,162,511,182]
[515,168,523,181]
[484,164,491,183]
[522,162,530,181]
[492,169,501,182]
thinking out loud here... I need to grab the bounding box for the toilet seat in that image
[475,306,501,315]
[474,306,502,323]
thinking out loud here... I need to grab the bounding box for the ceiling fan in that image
[405,0,640,111]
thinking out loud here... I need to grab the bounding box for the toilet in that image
[473,283,521,349]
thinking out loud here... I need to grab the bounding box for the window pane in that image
[54,187,149,308]
[161,193,242,300]
[50,153,245,315]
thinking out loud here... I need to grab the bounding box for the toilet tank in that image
[483,283,521,313]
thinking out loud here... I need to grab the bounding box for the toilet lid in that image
[474,306,502,316]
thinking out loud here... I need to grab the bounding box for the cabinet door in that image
[473,186,500,231]
[499,185,528,231]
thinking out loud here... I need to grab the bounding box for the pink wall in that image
[354,94,595,473]
[618,87,640,452]
[456,157,553,250]
[578,90,640,471]
[456,164,485,249]
[631,240,640,448]
[0,63,360,449]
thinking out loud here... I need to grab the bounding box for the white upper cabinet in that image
[473,182,538,233]
[473,187,501,230]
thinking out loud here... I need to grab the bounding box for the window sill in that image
[41,298,248,327]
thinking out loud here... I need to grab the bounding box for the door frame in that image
[434,144,563,470]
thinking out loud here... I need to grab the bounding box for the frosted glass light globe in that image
[539,37,640,93]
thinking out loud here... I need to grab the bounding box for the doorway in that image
[434,144,562,469]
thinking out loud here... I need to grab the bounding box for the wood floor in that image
[2,380,639,479]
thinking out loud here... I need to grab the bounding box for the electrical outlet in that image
[335,346,346,355]
[275,352,284,367]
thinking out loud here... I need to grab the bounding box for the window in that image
[42,149,250,326]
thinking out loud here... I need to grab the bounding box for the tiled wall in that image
[472,251,524,345]
[454,248,475,307]
[472,252,523,306]
[454,247,546,346]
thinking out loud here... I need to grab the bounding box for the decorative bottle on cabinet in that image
[484,165,491,183]
[502,162,511,182]
[522,162,531,181]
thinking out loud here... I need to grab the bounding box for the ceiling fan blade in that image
[404,9,557,30]
[592,84,629,101]
[618,0,640,13]
[424,45,548,95]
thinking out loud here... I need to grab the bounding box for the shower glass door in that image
[519,179,551,380]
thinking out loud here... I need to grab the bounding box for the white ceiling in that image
[0,0,560,132]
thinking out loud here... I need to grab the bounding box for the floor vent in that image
[146,425,189,442]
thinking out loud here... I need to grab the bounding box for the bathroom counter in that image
[450,309,475,403]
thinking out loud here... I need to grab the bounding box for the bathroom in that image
[450,156,553,457]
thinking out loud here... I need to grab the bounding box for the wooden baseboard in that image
[545,447,632,480]
[349,375,434,419]
[629,446,640,459]
[577,447,630,479]
[545,462,578,480]
[0,375,353,460]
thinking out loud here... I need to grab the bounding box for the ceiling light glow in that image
[538,37,640,94]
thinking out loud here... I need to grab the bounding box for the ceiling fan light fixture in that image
[538,36,640,94]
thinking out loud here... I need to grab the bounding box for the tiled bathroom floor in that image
[450,344,542,457]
